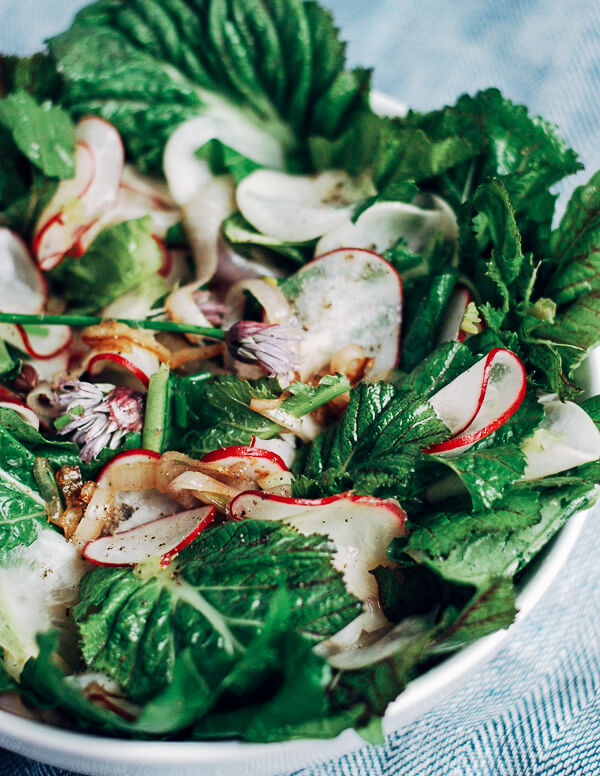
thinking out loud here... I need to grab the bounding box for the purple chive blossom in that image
[192,290,227,327]
[52,381,144,463]
[225,318,303,377]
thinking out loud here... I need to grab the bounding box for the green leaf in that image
[401,270,459,371]
[296,381,450,499]
[74,520,360,702]
[49,0,373,175]
[431,444,527,512]
[195,139,261,183]
[546,170,600,306]
[391,482,597,587]
[405,89,581,214]
[49,217,162,311]
[222,212,315,267]
[0,91,76,179]
[177,373,349,455]
[0,423,47,558]
[395,340,477,398]
[0,54,62,102]
[430,579,517,654]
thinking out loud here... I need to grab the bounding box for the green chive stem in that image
[0,312,226,341]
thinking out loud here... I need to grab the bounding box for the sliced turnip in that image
[282,248,402,380]
[236,169,374,243]
[85,348,160,389]
[315,193,458,260]
[163,115,286,206]
[34,118,124,270]
[0,229,47,313]
[522,399,600,480]
[82,505,215,567]
[426,348,527,456]
[229,491,407,604]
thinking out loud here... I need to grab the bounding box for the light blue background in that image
[1,2,600,774]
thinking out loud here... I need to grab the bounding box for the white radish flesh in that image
[83,506,215,567]
[437,287,472,344]
[522,399,600,480]
[0,229,46,313]
[282,248,402,380]
[34,119,124,270]
[0,323,72,360]
[229,491,407,603]
[236,169,375,243]
[96,450,160,491]
[163,115,285,206]
[315,193,458,258]
[427,348,527,456]
[85,347,161,389]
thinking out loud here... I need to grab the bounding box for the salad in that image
[0,0,600,746]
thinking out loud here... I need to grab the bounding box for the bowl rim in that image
[0,90,593,773]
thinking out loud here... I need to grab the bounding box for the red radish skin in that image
[15,324,73,360]
[425,348,527,455]
[96,448,161,488]
[229,490,406,521]
[82,505,216,568]
[86,353,151,388]
[155,236,172,277]
[201,445,287,471]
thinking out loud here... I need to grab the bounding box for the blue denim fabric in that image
[1,1,600,774]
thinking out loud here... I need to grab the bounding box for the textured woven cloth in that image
[2,1,600,774]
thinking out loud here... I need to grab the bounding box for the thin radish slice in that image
[0,229,47,313]
[282,248,402,380]
[200,445,288,479]
[102,273,170,319]
[0,323,72,360]
[522,399,600,480]
[315,194,458,258]
[438,287,483,345]
[236,169,375,243]
[93,449,182,536]
[33,140,95,269]
[75,117,124,215]
[223,278,291,328]
[85,349,160,389]
[164,115,286,206]
[167,470,242,509]
[96,449,160,491]
[83,506,215,567]
[34,118,124,270]
[426,348,527,456]
[229,491,407,603]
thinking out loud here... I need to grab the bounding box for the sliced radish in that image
[0,322,72,360]
[0,229,47,313]
[522,399,600,479]
[229,491,407,604]
[200,445,288,479]
[163,115,286,207]
[34,118,124,270]
[282,248,402,380]
[438,287,473,344]
[96,449,160,491]
[85,349,160,389]
[426,348,527,456]
[120,164,177,211]
[236,169,375,243]
[82,506,215,567]
[315,193,458,258]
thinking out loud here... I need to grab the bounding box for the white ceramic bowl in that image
[0,92,594,776]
